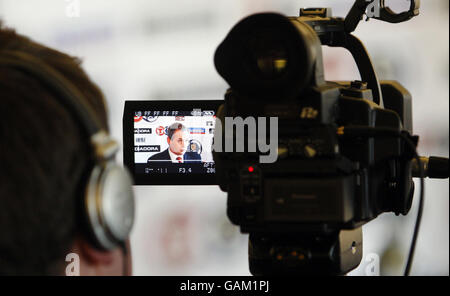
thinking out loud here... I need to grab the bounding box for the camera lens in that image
[255,49,288,78]
[247,32,289,79]
[214,13,319,99]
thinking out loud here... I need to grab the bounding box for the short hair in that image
[0,22,109,275]
[167,122,186,141]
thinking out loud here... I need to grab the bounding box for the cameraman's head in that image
[0,24,131,275]
[167,123,188,155]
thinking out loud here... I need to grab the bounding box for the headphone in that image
[0,50,135,251]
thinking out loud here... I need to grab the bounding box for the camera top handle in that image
[297,9,384,106]
[298,0,420,107]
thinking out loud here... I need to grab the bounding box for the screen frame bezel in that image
[123,100,223,185]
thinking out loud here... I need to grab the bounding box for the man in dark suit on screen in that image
[147,122,201,163]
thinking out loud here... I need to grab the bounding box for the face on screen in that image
[168,129,188,155]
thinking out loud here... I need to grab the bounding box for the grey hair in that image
[167,122,186,140]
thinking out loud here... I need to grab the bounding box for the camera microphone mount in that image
[345,0,420,32]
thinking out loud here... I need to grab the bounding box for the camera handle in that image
[301,0,420,105]
[299,12,383,106]
[327,32,383,107]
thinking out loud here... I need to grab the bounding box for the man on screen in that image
[147,122,201,163]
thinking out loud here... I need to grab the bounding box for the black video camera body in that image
[213,7,419,275]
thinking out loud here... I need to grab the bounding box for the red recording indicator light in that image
[248,166,254,173]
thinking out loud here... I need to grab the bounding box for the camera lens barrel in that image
[214,13,323,101]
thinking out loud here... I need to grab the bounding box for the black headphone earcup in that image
[84,163,135,250]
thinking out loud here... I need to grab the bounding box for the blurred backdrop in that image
[0,0,448,276]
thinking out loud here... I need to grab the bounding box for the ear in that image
[124,240,133,276]
[76,236,115,265]
[167,137,171,145]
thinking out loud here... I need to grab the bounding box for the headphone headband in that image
[0,50,102,135]
[0,50,119,161]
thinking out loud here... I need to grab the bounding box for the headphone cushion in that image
[85,163,135,250]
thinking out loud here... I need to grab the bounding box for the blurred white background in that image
[1,0,448,275]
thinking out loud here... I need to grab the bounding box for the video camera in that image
[212,0,448,275]
[122,0,448,275]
